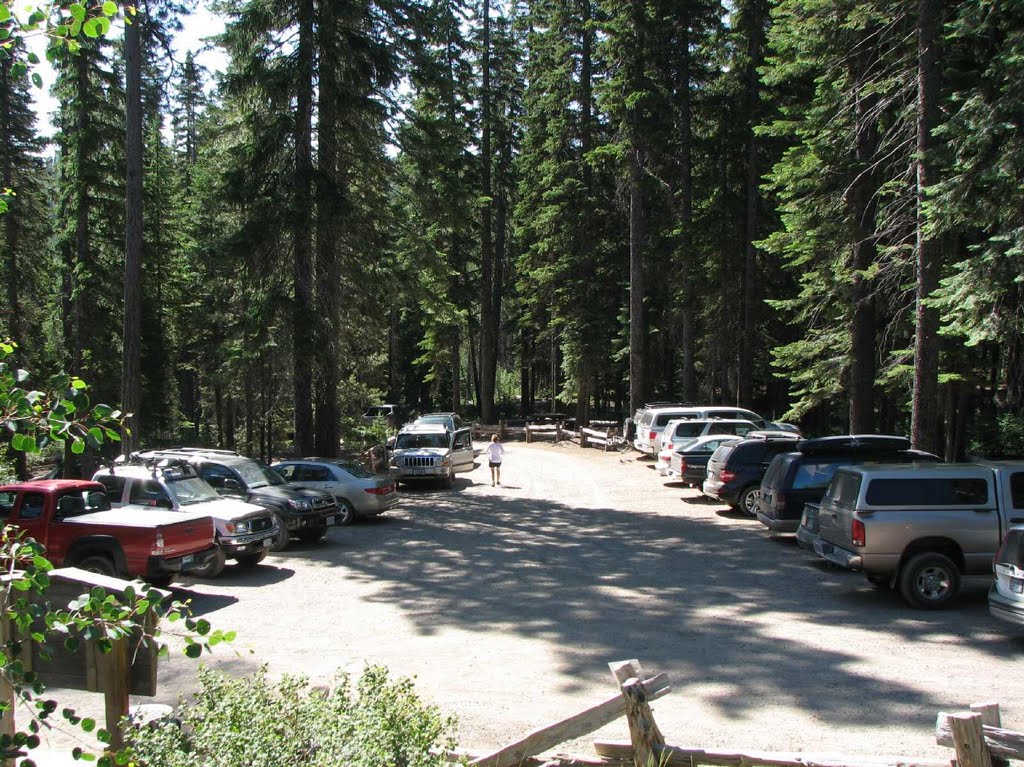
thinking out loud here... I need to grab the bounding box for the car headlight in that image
[440,456,451,466]
[225,520,251,534]
[288,498,313,510]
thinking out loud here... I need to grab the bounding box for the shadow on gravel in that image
[263,455,1020,735]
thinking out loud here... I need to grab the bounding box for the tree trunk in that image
[675,13,696,403]
[313,0,341,457]
[628,148,644,416]
[738,0,766,406]
[292,0,315,456]
[122,16,143,453]
[479,0,497,424]
[911,0,942,454]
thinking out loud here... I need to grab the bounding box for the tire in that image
[76,554,117,578]
[269,513,291,552]
[296,526,327,543]
[898,552,961,609]
[235,551,268,568]
[335,500,357,527]
[738,486,760,517]
[443,467,454,489]
[193,546,227,579]
[866,573,891,589]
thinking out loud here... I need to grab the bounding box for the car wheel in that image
[193,546,227,579]
[738,486,760,517]
[335,500,357,527]
[270,513,291,552]
[898,552,960,609]
[77,554,117,578]
[444,467,454,488]
[296,526,327,543]
[234,551,268,568]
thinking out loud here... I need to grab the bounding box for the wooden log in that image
[935,714,1024,759]
[949,713,992,767]
[593,742,952,767]
[469,674,670,767]
[969,704,1001,728]
[448,749,621,767]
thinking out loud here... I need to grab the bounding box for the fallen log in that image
[592,742,952,767]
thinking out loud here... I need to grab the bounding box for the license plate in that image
[326,515,337,526]
[182,554,194,565]
[1011,578,1023,594]
[408,468,427,476]
[262,538,273,548]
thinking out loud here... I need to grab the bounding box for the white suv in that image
[388,424,474,487]
[94,459,278,578]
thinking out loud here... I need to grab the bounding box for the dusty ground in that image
[34,440,1024,762]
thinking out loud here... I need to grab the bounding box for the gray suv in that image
[388,424,474,487]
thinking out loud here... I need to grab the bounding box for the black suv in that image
[135,448,339,551]
[703,433,802,515]
[754,435,941,534]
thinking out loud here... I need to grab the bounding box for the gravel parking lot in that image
[39,440,1024,761]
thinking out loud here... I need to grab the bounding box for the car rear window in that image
[761,454,794,488]
[95,475,126,499]
[791,461,844,490]
[674,422,706,438]
[824,471,862,508]
[864,477,990,506]
[655,412,687,427]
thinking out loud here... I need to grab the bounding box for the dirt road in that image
[42,441,1024,760]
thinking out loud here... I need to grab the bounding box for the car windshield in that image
[168,476,221,505]
[674,438,700,451]
[234,460,286,489]
[395,434,448,449]
[334,461,374,479]
[674,423,706,438]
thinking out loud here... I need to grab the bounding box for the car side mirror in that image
[154,498,173,510]
[223,479,241,491]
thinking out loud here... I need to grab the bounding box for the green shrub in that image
[126,665,457,767]
[969,412,1024,459]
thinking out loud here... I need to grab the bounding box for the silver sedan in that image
[272,458,399,525]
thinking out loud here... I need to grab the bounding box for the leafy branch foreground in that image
[125,665,458,767]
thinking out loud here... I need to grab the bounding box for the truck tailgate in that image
[66,509,214,555]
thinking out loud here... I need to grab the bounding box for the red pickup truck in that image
[0,479,218,585]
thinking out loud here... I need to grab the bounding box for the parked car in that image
[702,432,802,515]
[755,435,940,534]
[812,461,1024,608]
[362,404,398,428]
[94,458,278,577]
[0,479,217,585]
[411,412,464,432]
[661,435,744,484]
[132,448,339,551]
[633,405,701,454]
[273,458,399,525]
[656,418,758,453]
[389,423,474,486]
[990,525,1024,626]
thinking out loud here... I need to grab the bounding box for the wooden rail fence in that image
[450,660,1024,767]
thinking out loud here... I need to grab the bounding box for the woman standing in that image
[485,433,505,486]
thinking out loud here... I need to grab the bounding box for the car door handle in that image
[972,508,991,513]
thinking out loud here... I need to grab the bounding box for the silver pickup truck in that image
[812,461,1024,608]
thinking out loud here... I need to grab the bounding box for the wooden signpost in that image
[0,568,165,758]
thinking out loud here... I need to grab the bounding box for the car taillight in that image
[679,459,687,472]
[774,492,786,512]
[365,486,394,495]
[152,532,165,556]
[852,518,866,547]
[721,470,736,483]
[649,430,657,442]
[666,441,674,450]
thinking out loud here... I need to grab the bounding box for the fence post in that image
[101,637,130,752]
[499,420,506,439]
[526,424,532,444]
[949,713,993,767]
[609,660,664,767]
[581,429,589,448]
[556,422,563,442]
[604,428,612,452]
